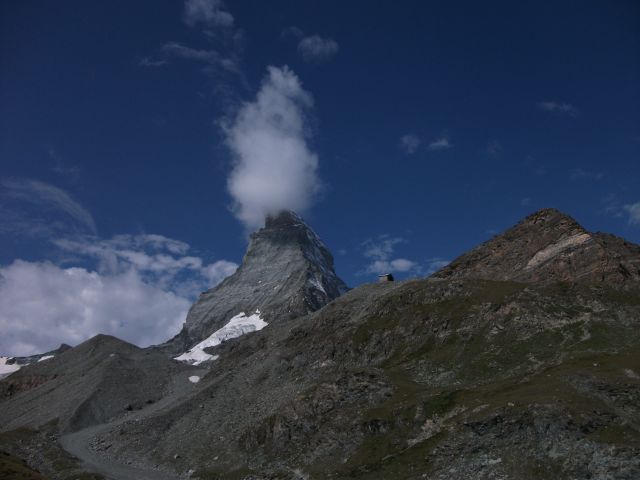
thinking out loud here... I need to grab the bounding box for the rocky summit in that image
[432,208,640,284]
[163,210,349,354]
[1,208,640,480]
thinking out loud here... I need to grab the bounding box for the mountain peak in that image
[164,211,348,353]
[521,208,582,229]
[264,209,305,228]
[433,208,640,284]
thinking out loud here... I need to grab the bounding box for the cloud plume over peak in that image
[224,66,322,230]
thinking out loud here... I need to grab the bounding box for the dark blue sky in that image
[1,1,639,354]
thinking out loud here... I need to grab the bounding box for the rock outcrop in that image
[432,208,640,283]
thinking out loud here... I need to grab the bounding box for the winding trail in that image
[59,368,208,480]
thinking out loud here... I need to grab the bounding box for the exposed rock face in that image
[166,210,348,353]
[432,208,640,283]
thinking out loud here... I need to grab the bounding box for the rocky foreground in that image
[1,209,639,480]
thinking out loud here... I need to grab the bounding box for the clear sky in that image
[1,0,639,355]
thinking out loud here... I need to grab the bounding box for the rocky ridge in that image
[432,208,640,283]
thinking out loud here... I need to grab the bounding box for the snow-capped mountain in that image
[164,210,348,354]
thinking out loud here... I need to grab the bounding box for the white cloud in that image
[361,237,449,277]
[224,65,322,230]
[521,197,533,207]
[624,202,640,225]
[0,260,190,357]
[0,179,238,356]
[400,134,421,155]
[428,137,453,151]
[362,236,405,260]
[538,101,578,117]
[184,0,234,29]
[366,258,417,274]
[1,178,96,235]
[298,35,339,61]
[361,236,420,275]
[0,234,238,357]
[53,234,237,297]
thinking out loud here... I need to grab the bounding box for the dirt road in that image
[59,368,207,480]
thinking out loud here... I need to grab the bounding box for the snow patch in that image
[174,310,267,365]
[38,355,55,362]
[0,357,20,378]
[188,375,201,383]
[308,277,326,295]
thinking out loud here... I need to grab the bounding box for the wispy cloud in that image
[428,137,453,151]
[399,134,421,155]
[139,57,169,68]
[297,35,339,62]
[366,258,417,274]
[184,0,234,29]
[600,195,640,226]
[570,168,603,181]
[281,26,304,40]
[53,234,237,296]
[360,236,448,277]
[601,193,625,219]
[624,202,640,225]
[361,236,418,275]
[140,0,243,84]
[0,178,96,236]
[521,197,533,207]
[363,236,406,260]
[224,66,321,230]
[140,42,239,73]
[48,147,81,182]
[425,257,449,275]
[538,100,579,117]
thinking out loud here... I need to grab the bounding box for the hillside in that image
[1,208,639,479]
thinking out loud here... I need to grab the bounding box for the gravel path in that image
[59,368,208,480]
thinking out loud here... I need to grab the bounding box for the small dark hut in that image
[378,273,394,282]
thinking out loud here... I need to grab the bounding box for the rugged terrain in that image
[433,208,640,284]
[1,209,640,480]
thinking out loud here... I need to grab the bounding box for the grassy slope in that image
[324,281,640,479]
